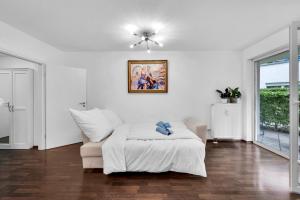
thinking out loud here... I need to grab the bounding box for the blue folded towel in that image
[156,121,173,136]
[163,122,171,129]
[156,121,165,129]
[156,121,172,129]
[156,126,171,136]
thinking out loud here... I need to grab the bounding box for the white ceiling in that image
[0,0,299,51]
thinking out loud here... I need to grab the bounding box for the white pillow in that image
[102,109,123,129]
[69,108,113,142]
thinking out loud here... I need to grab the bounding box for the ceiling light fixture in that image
[129,31,163,53]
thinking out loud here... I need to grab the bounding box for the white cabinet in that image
[211,103,242,140]
[0,69,33,149]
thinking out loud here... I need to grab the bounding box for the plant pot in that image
[221,98,228,104]
[229,97,238,103]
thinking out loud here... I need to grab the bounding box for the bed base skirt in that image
[82,157,103,168]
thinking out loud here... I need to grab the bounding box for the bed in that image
[80,117,207,176]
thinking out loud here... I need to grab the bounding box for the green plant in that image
[228,87,241,98]
[216,88,230,99]
[216,87,242,99]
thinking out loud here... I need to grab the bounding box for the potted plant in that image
[216,87,242,103]
[216,88,230,103]
[228,87,241,103]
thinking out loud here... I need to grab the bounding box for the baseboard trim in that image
[45,142,83,150]
[46,137,82,150]
[207,139,253,143]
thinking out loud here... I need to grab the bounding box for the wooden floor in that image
[0,142,299,200]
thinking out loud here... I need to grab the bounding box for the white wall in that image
[242,27,289,141]
[64,51,242,128]
[0,21,63,64]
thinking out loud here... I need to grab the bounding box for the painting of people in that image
[128,60,168,93]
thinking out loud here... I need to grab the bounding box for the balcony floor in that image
[257,129,292,157]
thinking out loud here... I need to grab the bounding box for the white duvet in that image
[102,122,207,176]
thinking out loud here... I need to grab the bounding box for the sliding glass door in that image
[255,22,300,193]
[255,51,290,157]
[255,31,300,159]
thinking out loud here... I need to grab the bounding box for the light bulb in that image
[129,44,134,48]
[141,36,146,40]
[147,49,151,53]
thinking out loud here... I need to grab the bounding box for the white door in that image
[0,70,12,148]
[12,70,34,149]
[46,66,86,149]
[0,69,33,149]
[289,21,300,194]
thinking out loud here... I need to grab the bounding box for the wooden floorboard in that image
[0,142,299,200]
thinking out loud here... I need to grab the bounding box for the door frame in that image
[253,47,290,159]
[289,21,300,194]
[0,50,46,150]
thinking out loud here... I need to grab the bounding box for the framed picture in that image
[128,60,168,93]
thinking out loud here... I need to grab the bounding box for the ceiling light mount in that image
[129,30,163,53]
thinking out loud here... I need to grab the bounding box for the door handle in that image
[79,102,86,108]
[7,102,12,112]
[8,104,14,112]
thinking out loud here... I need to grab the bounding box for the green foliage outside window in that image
[260,88,290,133]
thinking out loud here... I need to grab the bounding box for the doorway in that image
[0,53,44,149]
[254,50,290,158]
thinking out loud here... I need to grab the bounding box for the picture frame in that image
[128,60,168,93]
